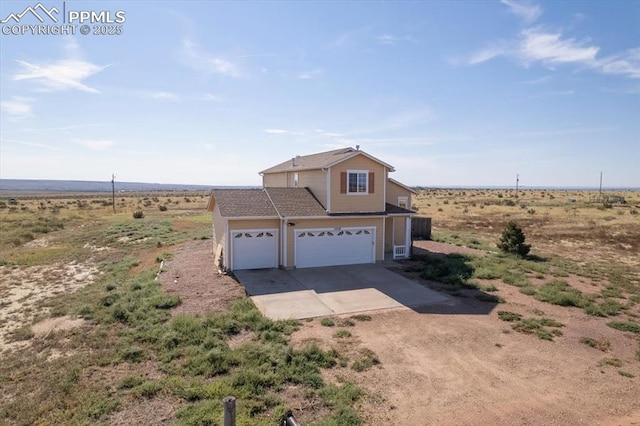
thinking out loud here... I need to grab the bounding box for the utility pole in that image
[515,173,519,198]
[599,171,603,201]
[111,174,116,213]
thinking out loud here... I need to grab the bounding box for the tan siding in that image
[228,219,280,230]
[393,217,407,245]
[285,217,384,267]
[212,205,226,269]
[329,156,386,213]
[298,169,327,209]
[384,217,393,252]
[263,173,287,187]
[386,180,412,208]
[212,205,226,247]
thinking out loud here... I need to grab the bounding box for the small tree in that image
[497,221,530,257]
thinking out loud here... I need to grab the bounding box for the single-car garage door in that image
[295,227,375,268]
[231,229,278,270]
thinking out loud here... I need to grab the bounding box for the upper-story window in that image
[398,196,408,209]
[348,170,368,194]
[293,172,299,187]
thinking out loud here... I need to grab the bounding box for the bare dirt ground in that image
[0,261,98,352]
[158,240,245,315]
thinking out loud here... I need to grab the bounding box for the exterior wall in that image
[386,180,413,208]
[285,217,384,267]
[384,216,409,252]
[329,155,387,213]
[263,173,287,187]
[384,217,393,252]
[212,205,226,247]
[212,205,226,269]
[297,169,328,209]
[393,216,406,245]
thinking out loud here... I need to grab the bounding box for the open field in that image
[1,189,639,424]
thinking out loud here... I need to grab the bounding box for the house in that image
[207,147,416,271]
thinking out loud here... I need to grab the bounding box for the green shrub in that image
[350,314,372,322]
[580,337,610,352]
[321,318,335,327]
[132,209,145,219]
[497,311,522,322]
[607,321,640,334]
[497,221,530,257]
[534,280,585,307]
[334,329,352,339]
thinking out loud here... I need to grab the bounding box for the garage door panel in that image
[295,228,375,268]
[232,230,277,270]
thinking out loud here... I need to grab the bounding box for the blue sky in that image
[1,0,638,188]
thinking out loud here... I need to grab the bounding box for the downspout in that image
[224,221,229,270]
[264,188,285,268]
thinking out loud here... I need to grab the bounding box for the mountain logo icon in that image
[1,2,60,24]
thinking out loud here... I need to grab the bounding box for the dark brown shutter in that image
[340,172,347,193]
[368,172,375,193]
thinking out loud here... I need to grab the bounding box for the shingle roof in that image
[265,187,327,217]
[385,203,415,215]
[210,189,278,217]
[260,147,395,174]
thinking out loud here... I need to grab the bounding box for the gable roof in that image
[265,187,327,217]
[208,189,278,217]
[388,178,418,194]
[260,147,395,174]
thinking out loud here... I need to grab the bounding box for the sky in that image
[0,0,638,188]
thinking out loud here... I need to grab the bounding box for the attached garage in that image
[231,229,278,270]
[295,227,375,268]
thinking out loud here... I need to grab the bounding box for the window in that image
[398,196,408,209]
[348,171,368,194]
[293,172,299,188]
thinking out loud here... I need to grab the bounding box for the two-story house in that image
[207,147,415,271]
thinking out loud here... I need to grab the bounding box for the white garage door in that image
[295,227,375,268]
[231,229,278,270]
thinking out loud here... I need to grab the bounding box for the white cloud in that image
[597,48,640,79]
[75,139,114,150]
[518,29,598,65]
[0,97,34,120]
[13,59,107,93]
[201,93,222,102]
[148,91,179,101]
[264,128,303,135]
[376,34,415,46]
[182,39,242,78]
[500,0,542,24]
[469,46,508,65]
[297,69,324,80]
[1,137,59,150]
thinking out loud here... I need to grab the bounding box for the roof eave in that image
[388,178,418,194]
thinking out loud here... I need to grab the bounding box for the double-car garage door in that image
[231,227,375,270]
[295,227,375,268]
